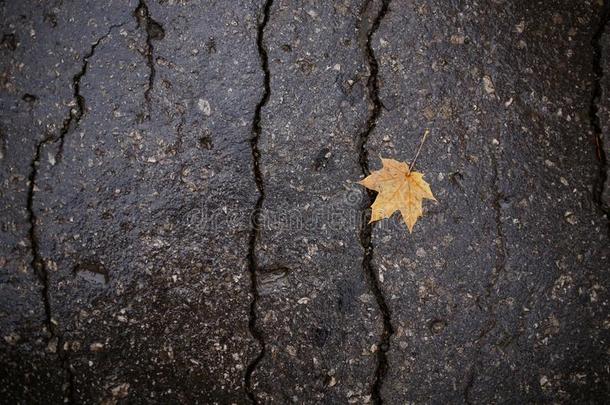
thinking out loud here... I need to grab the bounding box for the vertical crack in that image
[134,0,165,119]
[462,146,507,402]
[483,152,508,315]
[357,0,393,403]
[27,136,55,358]
[244,0,273,403]
[25,22,125,403]
[590,0,610,232]
[27,135,75,403]
[57,22,126,160]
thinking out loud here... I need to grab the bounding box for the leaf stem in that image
[409,128,430,172]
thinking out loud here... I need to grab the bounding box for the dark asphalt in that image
[1,0,608,404]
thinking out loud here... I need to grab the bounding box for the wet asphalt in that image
[0,0,609,404]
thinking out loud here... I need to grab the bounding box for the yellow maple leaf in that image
[359,157,436,232]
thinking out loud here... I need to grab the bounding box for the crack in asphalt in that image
[357,0,393,403]
[57,22,126,161]
[26,134,55,352]
[27,138,77,403]
[134,0,165,119]
[462,140,508,403]
[590,0,610,233]
[25,22,127,403]
[244,0,273,403]
[485,152,508,324]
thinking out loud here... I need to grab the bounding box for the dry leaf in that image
[359,157,436,232]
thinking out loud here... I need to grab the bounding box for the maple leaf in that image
[359,157,436,232]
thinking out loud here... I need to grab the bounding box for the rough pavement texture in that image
[0,0,608,404]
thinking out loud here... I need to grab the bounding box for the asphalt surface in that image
[0,0,608,404]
